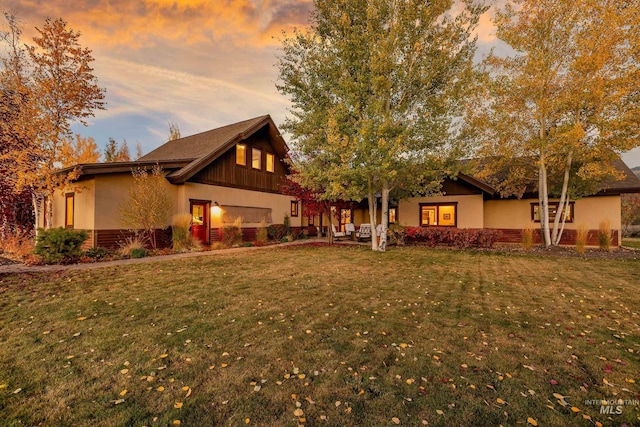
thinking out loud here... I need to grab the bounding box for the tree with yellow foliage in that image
[465,0,640,247]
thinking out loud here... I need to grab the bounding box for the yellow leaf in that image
[119,389,127,397]
[77,317,87,321]
[0,384,7,389]
[159,354,168,359]
[157,386,164,392]
[174,402,183,409]
[120,369,129,374]
[399,343,408,349]
[43,330,51,335]
[553,393,565,400]
[406,379,415,385]
[625,378,635,383]
[221,363,228,368]
[595,422,603,427]
[173,421,181,425]
[245,418,250,424]
[496,398,506,405]
[294,409,304,417]
[571,406,580,413]
[527,417,538,426]
[436,409,444,415]
[182,386,189,391]
[582,414,592,421]
[392,417,400,424]
[185,387,192,398]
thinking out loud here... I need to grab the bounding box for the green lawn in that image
[622,238,640,250]
[1,246,639,426]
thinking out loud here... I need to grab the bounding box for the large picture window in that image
[531,202,574,223]
[420,203,457,227]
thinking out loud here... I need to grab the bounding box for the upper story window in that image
[266,152,275,173]
[252,148,262,170]
[236,144,247,166]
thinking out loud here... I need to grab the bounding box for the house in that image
[48,113,640,249]
[307,161,640,247]
[47,115,303,248]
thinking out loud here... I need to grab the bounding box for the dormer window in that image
[252,148,262,170]
[236,144,247,166]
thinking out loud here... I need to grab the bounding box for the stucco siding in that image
[484,196,621,231]
[398,195,484,228]
[179,182,302,227]
[50,180,96,230]
[94,173,179,230]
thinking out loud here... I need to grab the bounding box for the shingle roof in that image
[140,115,271,162]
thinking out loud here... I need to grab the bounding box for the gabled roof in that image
[140,115,288,184]
[60,115,289,183]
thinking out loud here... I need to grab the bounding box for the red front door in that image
[190,201,210,244]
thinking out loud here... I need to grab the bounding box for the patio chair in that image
[345,223,356,239]
[331,224,346,240]
[356,223,372,241]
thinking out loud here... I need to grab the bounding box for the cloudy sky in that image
[3,0,640,167]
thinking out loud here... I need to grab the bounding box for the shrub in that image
[172,213,199,251]
[84,247,110,260]
[118,236,146,258]
[0,228,35,259]
[388,224,406,246]
[130,248,148,258]
[255,219,268,245]
[451,229,479,249]
[575,224,588,254]
[33,227,89,264]
[221,217,243,247]
[476,229,501,248]
[267,224,289,241]
[598,219,612,252]
[521,223,534,250]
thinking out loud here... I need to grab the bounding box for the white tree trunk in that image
[31,192,40,237]
[378,183,390,252]
[539,157,552,247]
[552,151,573,246]
[368,185,378,251]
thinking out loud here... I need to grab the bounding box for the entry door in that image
[190,201,210,244]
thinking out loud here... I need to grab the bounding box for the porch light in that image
[212,201,222,216]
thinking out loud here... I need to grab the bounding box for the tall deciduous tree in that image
[465,0,640,247]
[168,121,181,141]
[1,14,106,232]
[104,137,131,162]
[277,0,485,250]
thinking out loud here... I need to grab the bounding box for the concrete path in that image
[0,238,338,276]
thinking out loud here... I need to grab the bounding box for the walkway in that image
[0,237,344,275]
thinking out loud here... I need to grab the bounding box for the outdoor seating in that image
[356,223,372,240]
[345,223,356,239]
[331,224,346,240]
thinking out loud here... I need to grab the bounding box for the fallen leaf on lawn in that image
[245,418,250,424]
[527,417,538,426]
[173,421,181,425]
[406,379,415,385]
[294,409,304,417]
[174,402,183,409]
[157,386,164,392]
[625,378,635,383]
[523,365,536,371]
[571,406,580,413]
[120,369,129,375]
[335,401,341,407]
[0,384,6,389]
[553,393,566,400]
[345,407,352,414]
[159,354,168,359]
[119,389,127,396]
[582,414,592,421]
[486,384,495,391]
[43,330,51,335]
[305,396,315,404]
[221,363,228,368]
[399,343,408,349]
[392,417,400,424]
[436,410,444,415]
[496,398,506,405]
[77,317,87,321]
[114,399,124,405]
[13,388,22,394]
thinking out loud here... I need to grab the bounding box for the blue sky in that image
[4,0,640,167]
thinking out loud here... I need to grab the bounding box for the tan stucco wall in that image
[398,195,485,228]
[178,183,302,228]
[484,196,621,231]
[93,174,179,230]
[50,180,96,230]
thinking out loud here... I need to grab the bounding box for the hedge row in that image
[399,226,501,249]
